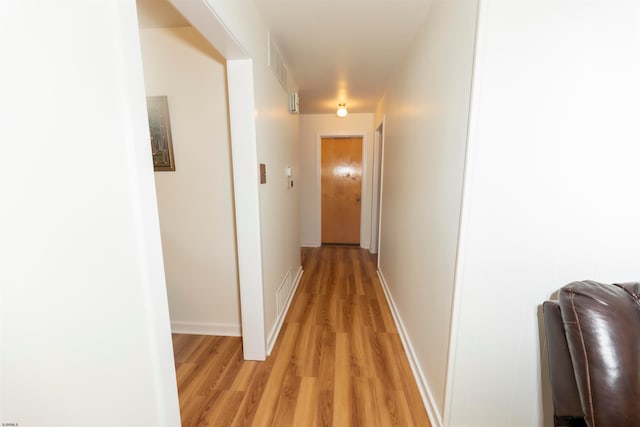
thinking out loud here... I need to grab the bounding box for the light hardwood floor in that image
[172,246,431,426]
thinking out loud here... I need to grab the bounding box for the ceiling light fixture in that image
[336,103,348,118]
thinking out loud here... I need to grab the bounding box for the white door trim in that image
[370,117,385,254]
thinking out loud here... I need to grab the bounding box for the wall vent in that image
[288,92,299,114]
[268,32,288,90]
[276,269,293,316]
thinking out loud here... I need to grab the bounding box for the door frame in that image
[316,131,369,247]
[370,117,386,255]
[169,0,266,361]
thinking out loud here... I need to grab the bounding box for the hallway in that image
[172,246,430,426]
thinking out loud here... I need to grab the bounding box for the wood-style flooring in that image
[172,246,431,426]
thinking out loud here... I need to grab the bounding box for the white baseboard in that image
[267,266,303,355]
[300,242,320,248]
[377,269,444,427]
[171,321,241,337]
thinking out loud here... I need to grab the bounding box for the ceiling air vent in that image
[288,93,299,114]
[268,32,288,90]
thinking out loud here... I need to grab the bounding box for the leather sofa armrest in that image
[559,281,640,427]
[543,301,585,425]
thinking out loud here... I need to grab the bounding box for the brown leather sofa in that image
[543,281,640,427]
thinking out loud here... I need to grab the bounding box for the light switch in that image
[286,166,293,189]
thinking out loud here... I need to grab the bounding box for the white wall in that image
[447,2,640,426]
[192,0,302,348]
[0,1,180,426]
[299,113,375,248]
[139,27,241,336]
[374,2,478,425]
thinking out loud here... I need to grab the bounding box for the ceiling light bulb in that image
[336,103,348,118]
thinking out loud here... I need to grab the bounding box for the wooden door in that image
[321,137,362,244]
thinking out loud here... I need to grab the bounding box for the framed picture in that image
[146,96,175,171]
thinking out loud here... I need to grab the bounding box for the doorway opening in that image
[137,22,241,336]
[138,0,268,361]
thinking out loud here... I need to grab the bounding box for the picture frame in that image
[146,96,175,171]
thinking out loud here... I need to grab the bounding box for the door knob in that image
[356,197,361,202]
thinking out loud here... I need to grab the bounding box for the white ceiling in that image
[137,0,434,114]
